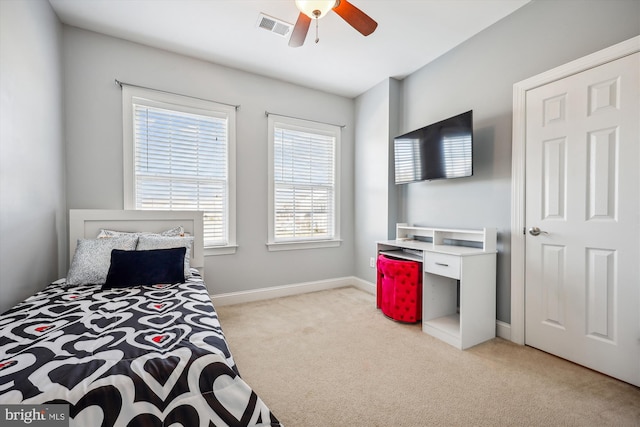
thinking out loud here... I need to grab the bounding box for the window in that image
[122,86,236,254]
[267,114,341,251]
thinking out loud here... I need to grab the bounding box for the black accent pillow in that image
[102,247,186,290]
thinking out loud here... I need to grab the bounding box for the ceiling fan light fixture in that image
[295,0,336,20]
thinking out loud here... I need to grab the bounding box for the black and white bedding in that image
[0,273,281,426]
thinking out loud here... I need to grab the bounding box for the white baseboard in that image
[211,276,364,306]
[350,276,376,294]
[496,320,511,341]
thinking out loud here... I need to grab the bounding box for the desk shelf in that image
[423,314,460,339]
[396,223,496,253]
[378,249,423,263]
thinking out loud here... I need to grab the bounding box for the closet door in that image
[525,52,639,386]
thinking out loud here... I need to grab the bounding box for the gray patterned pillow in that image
[158,226,185,237]
[136,235,194,277]
[66,236,138,285]
[97,225,184,238]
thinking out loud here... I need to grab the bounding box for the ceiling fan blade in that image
[288,12,311,47]
[332,0,378,36]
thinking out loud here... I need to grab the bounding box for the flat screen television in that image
[394,110,473,184]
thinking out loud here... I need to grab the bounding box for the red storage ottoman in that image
[376,254,422,323]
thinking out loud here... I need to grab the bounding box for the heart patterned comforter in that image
[0,274,281,427]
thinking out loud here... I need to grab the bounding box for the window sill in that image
[266,239,342,251]
[204,245,238,256]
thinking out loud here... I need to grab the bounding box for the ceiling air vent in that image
[256,13,292,38]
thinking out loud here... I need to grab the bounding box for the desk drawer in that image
[424,253,461,279]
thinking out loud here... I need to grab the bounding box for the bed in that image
[0,210,281,427]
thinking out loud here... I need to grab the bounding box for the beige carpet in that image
[216,287,640,427]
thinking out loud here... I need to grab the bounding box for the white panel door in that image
[525,53,639,386]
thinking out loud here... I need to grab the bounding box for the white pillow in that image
[136,235,194,277]
[67,236,138,285]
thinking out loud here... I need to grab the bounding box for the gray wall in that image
[354,78,401,282]
[0,0,66,314]
[354,0,640,323]
[62,27,355,295]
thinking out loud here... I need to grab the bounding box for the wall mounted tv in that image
[394,110,473,184]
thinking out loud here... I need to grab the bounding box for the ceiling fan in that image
[289,0,378,47]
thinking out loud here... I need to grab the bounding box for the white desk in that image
[378,225,497,350]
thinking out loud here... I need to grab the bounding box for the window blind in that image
[273,126,335,240]
[442,133,473,177]
[133,104,228,246]
[394,138,422,183]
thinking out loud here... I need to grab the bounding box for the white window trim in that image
[267,114,341,251]
[122,85,237,255]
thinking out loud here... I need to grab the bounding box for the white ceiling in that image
[48,0,530,98]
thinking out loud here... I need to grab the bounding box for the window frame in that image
[122,86,237,255]
[267,114,341,251]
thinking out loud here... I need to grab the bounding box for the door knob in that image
[528,227,548,236]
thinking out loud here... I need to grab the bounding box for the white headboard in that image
[69,210,204,269]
